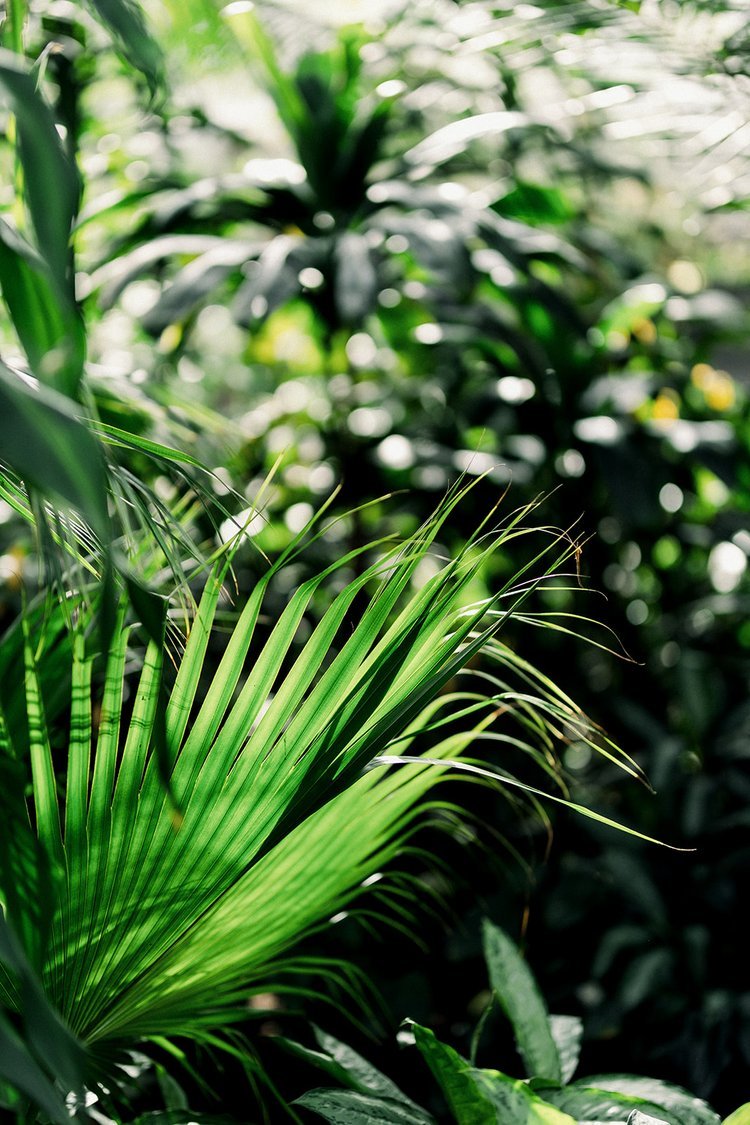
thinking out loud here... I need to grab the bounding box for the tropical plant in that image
[2,0,748,1117]
[294,919,748,1125]
[0,0,223,647]
[0,486,647,1120]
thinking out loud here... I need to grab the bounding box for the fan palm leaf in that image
[0,493,637,1108]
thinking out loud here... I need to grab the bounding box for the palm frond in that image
[0,494,639,1109]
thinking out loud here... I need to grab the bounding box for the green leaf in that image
[0,219,85,395]
[0,50,80,308]
[582,1076,719,1125]
[85,0,165,95]
[0,1013,70,1125]
[296,1089,435,1124]
[0,915,85,1106]
[222,5,307,143]
[4,491,631,1113]
[0,734,55,971]
[482,919,562,1083]
[408,1020,497,1124]
[724,1107,750,1125]
[155,1063,189,1111]
[493,182,575,226]
[469,1068,577,1124]
[543,1080,709,1125]
[548,1015,582,1086]
[279,1026,419,1109]
[334,231,378,324]
[0,360,111,543]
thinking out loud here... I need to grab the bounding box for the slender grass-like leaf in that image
[86,0,165,95]
[0,359,110,544]
[0,50,80,340]
[0,218,85,394]
[0,915,84,1119]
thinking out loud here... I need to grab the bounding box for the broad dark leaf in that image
[296,1088,435,1124]
[0,916,85,1105]
[482,919,562,1083]
[279,1026,419,1108]
[0,1014,70,1125]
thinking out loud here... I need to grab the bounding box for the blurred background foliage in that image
[1,0,749,1116]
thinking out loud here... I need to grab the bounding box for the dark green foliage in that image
[295,920,737,1124]
[1,0,749,1119]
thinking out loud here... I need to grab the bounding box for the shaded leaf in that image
[0,915,85,1105]
[279,1026,420,1109]
[544,1086,675,1122]
[0,50,79,312]
[0,1013,70,1125]
[482,919,562,1083]
[544,1080,708,1125]
[548,1015,582,1086]
[334,231,378,324]
[141,240,254,335]
[86,0,165,95]
[0,360,110,543]
[0,741,55,972]
[0,219,84,395]
[296,1088,435,1124]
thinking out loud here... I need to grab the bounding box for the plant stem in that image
[4,0,25,54]
[3,0,26,224]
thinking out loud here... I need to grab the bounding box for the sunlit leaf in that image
[724,1107,750,1125]
[408,1020,497,1124]
[468,1068,577,1124]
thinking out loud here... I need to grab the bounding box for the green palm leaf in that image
[0,496,635,1109]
